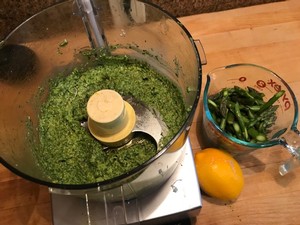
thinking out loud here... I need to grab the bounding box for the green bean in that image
[247,86,265,99]
[227,111,235,124]
[241,115,250,124]
[220,98,229,118]
[248,127,267,142]
[207,86,283,143]
[208,99,218,109]
[248,105,278,128]
[258,90,285,114]
[220,117,227,130]
[232,122,240,132]
[247,108,255,119]
[248,105,261,111]
[234,86,255,102]
[234,102,249,140]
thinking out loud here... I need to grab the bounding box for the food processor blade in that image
[75,0,164,148]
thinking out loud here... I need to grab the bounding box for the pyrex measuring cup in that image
[202,63,300,175]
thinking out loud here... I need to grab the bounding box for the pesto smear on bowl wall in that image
[35,53,188,185]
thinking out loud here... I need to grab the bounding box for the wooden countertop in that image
[1,0,300,224]
[183,0,300,224]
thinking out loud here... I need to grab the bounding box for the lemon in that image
[194,148,244,201]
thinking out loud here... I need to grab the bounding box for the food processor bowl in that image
[0,0,204,197]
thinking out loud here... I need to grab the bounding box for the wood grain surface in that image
[1,0,300,224]
[182,0,300,224]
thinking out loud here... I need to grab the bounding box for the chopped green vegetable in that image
[34,52,188,184]
[207,86,284,143]
[59,39,68,47]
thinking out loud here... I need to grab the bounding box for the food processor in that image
[0,0,206,224]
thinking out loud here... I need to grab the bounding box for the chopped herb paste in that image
[35,53,188,184]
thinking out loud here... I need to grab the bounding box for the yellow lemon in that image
[195,148,244,201]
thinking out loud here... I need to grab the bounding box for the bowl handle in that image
[278,128,300,175]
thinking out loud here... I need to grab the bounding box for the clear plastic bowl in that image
[0,0,204,197]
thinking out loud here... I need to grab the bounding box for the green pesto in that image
[35,54,188,184]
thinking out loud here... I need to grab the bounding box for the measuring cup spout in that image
[279,128,300,175]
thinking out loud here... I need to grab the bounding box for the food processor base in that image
[51,139,202,225]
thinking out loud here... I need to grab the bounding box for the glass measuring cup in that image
[202,63,300,175]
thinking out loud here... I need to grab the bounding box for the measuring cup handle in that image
[279,156,300,176]
[279,128,300,176]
